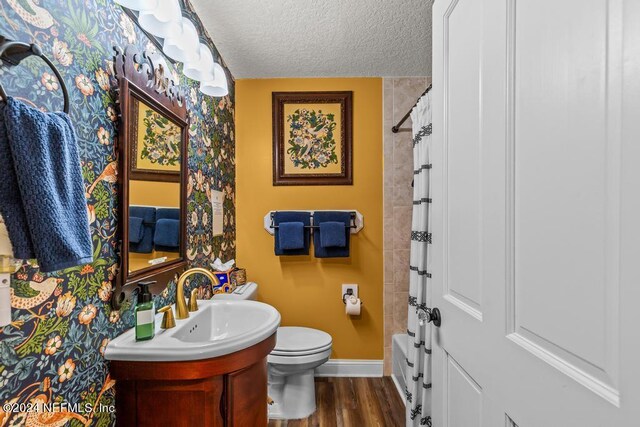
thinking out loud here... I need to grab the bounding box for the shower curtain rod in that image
[391,83,432,133]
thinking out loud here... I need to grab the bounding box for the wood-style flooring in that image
[268,377,405,427]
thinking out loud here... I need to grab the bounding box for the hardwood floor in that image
[268,377,405,427]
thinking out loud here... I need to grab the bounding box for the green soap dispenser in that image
[135,281,155,341]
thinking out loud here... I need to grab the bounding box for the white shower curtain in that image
[406,91,433,427]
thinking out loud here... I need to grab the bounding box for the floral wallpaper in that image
[0,0,235,425]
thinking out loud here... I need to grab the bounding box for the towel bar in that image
[263,210,364,235]
[0,36,70,113]
[269,212,357,230]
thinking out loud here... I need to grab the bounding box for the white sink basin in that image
[105,300,281,362]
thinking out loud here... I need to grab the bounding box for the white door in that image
[430,0,640,425]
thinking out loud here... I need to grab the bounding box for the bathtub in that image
[391,333,408,403]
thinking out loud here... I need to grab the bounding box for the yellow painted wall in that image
[236,78,383,359]
[130,180,180,207]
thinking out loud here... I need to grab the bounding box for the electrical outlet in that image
[342,284,358,300]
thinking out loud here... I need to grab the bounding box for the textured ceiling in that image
[190,0,432,79]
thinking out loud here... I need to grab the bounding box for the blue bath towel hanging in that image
[129,216,145,244]
[156,207,179,221]
[154,208,179,252]
[154,219,180,252]
[273,211,311,255]
[314,211,352,258]
[130,206,155,254]
[0,97,93,272]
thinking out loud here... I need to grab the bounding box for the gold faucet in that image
[175,267,219,319]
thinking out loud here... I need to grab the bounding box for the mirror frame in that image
[112,45,188,308]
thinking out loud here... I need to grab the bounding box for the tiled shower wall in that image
[383,77,431,375]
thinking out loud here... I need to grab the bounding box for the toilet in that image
[267,326,332,419]
[213,282,332,419]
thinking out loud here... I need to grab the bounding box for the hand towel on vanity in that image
[154,208,179,252]
[0,98,92,272]
[274,211,311,255]
[129,206,155,253]
[314,211,351,258]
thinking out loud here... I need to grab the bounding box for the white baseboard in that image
[314,359,383,377]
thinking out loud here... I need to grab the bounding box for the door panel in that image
[431,0,640,425]
[444,0,484,318]
[445,353,483,427]
[506,0,620,403]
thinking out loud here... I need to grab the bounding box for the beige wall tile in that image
[382,76,430,371]
[393,183,413,207]
[392,206,412,250]
[392,248,410,287]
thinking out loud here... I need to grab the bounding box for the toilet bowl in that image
[212,283,332,419]
[267,326,332,419]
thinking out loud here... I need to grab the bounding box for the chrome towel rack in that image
[0,35,70,113]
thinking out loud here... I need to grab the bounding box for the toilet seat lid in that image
[273,327,332,354]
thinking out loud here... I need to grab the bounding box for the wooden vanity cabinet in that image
[110,333,275,426]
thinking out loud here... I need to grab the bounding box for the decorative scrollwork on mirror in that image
[111,45,188,309]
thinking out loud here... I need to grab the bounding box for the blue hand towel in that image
[279,222,305,250]
[0,98,93,272]
[274,211,311,256]
[319,221,347,248]
[314,211,352,258]
[130,206,155,253]
[129,216,145,244]
[154,218,179,252]
[0,103,33,260]
[153,208,179,252]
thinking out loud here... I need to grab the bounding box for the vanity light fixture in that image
[138,0,182,38]
[163,17,200,63]
[115,0,229,97]
[200,63,229,97]
[183,43,215,82]
[113,0,158,11]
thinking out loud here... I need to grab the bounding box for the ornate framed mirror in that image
[112,45,188,308]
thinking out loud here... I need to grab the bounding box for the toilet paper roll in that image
[345,295,361,316]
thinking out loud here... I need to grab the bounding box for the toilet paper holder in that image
[342,288,363,306]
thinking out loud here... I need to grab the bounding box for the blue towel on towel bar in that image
[319,221,347,248]
[279,222,305,250]
[314,211,352,258]
[130,206,155,253]
[274,211,311,256]
[154,208,180,252]
[154,219,179,252]
[129,216,145,244]
[0,98,92,272]
[156,207,179,221]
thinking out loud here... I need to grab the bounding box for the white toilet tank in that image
[211,282,258,301]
